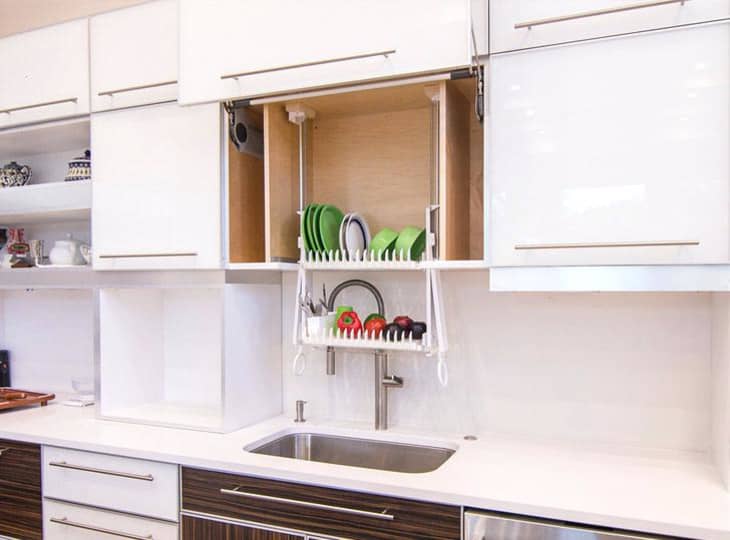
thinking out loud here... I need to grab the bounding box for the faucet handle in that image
[294,400,307,423]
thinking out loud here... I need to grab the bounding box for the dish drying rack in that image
[292,205,450,386]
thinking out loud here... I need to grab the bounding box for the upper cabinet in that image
[490,0,730,54]
[489,22,730,266]
[92,102,222,270]
[0,19,89,128]
[178,0,474,105]
[90,0,178,111]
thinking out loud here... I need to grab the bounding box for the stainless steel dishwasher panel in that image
[464,511,666,540]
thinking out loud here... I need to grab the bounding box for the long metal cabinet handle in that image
[221,49,396,80]
[49,460,154,481]
[0,447,10,456]
[220,487,395,521]
[98,80,177,96]
[515,0,688,29]
[515,240,700,250]
[98,252,197,259]
[50,517,153,540]
[0,97,78,114]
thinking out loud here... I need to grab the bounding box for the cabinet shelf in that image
[0,180,91,225]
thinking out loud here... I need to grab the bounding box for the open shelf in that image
[302,328,430,353]
[0,180,91,225]
[0,116,90,158]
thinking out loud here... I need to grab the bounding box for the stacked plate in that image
[339,212,371,254]
[302,203,345,254]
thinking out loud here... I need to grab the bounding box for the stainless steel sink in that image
[247,432,455,474]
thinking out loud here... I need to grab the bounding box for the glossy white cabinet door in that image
[44,500,178,540]
[92,102,222,270]
[491,0,730,54]
[489,22,730,266]
[179,0,472,104]
[90,0,178,111]
[0,19,89,128]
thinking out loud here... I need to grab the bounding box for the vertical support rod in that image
[298,121,306,213]
[326,346,336,376]
[430,99,440,259]
[374,351,388,430]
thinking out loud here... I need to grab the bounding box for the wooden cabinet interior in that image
[228,107,266,263]
[259,77,484,263]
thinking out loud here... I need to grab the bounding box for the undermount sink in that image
[247,432,455,474]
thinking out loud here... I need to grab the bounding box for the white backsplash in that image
[0,289,94,393]
[282,271,712,454]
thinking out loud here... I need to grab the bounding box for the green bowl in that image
[369,228,398,259]
[395,226,426,261]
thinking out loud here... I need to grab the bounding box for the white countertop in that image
[1,403,728,540]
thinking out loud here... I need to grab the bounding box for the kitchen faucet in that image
[326,279,403,430]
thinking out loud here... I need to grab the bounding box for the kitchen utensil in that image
[48,235,89,266]
[369,228,398,258]
[395,226,426,260]
[29,239,44,266]
[0,161,32,187]
[318,204,344,252]
[64,150,91,182]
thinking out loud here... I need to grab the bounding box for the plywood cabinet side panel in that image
[440,82,472,260]
[264,104,300,262]
[469,86,485,260]
[229,110,265,263]
[310,107,431,235]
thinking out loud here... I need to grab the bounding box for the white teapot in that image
[49,235,90,266]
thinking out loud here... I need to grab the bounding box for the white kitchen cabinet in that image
[489,22,729,267]
[91,102,221,270]
[44,499,178,540]
[179,0,473,105]
[43,446,179,521]
[490,0,730,54]
[90,0,178,111]
[0,19,89,128]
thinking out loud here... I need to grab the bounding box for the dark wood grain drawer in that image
[0,439,42,540]
[182,467,461,540]
[182,515,303,540]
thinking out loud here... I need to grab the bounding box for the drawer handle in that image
[98,252,197,259]
[49,460,154,481]
[515,0,688,29]
[220,487,395,521]
[98,80,178,97]
[50,517,153,540]
[0,97,78,114]
[0,447,10,456]
[514,240,700,250]
[221,49,396,80]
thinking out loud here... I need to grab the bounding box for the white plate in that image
[346,213,370,252]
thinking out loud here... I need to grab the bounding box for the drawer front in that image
[182,515,303,540]
[0,440,42,540]
[179,0,472,105]
[44,499,178,540]
[490,0,730,53]
[489,22,730,266]
[90,0,178,111]
[43,446,179,522]
[0,19,89,128]
[182,467,461,540]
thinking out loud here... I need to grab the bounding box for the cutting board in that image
[0,388,55,410]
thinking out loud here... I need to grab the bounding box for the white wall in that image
[283,271,712,454]
[1,289,94,393]
[712,293,730,485]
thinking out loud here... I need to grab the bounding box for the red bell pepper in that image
[364,314,387,338]
[337,311,363,337]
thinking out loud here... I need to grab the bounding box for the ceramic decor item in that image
[64,150,91,182]
[48,235,89,266]
[0,161,32,188]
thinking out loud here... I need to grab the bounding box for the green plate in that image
[318,204,344,253]
[311,204,326,252]
[301,205,312,252]
[395,226,426,261]
[305,204,319,253]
